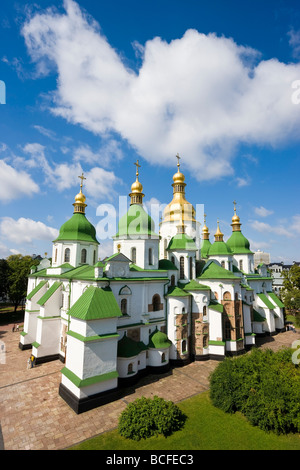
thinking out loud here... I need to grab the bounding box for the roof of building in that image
[226,231,253,254]
[26,280,47,300]
[54,213,99,244]
[117,334,148,358]
[37,281,62,306]
[148,328,172,349]
[67,286,122,320]
[167,233,197,251]
[208,240,232,256]
[198,260,238,280]
[114,204,158,238]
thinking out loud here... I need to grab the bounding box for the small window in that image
[171,275,175,286]
[93,250,96,264]
[54,248,58,263]
[81,248,87,264]
[239,259,243,271]
[180,256,185,280]
[152,294,161,312]
[131,247,136,264]
[221,260,225,268]
[128,363,133,374]
[181,340,187,354]
[161,352,166,363]
[225,320,231,340]
[64,248,70,263]
[148,248,153,265]
[121,299,127,315]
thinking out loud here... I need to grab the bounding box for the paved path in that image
[0,324,299,450]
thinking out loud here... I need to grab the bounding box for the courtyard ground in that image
[0,324,299,450]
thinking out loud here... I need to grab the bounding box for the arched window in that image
[128,363,133,374]
[171,275,175,286]
[81,249,87,264]
[161,352,166,363]
[221,260,225,268]
[189,256,193,278]
[148,248,153,266]
[239,259,243,271]
[203,306,207,317]
[121,299,127,315]
[223,291,231,300]
[93,250,96,265]
[152,294,161,311]
[64,248,70,263]
[54,248,58,263]
[203,335,208,348]
[171,256,175,265]
[181,339,187,354]
[131,247,136,264]
[180,256,185,280]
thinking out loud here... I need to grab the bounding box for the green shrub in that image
[118,396,186,440]
[209,347,300,434]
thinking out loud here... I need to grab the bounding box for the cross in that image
[233,200,237,213]
[78,173,86,189]
[134,160,141,177]
[176,153,181,170]
[204,213,207,223]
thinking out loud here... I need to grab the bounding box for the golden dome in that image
[202,214,210,240]
[75,190,86,204]
[214,220,224,241]
[73,173,87,214]
[162,154,196,224]
[129,160,144,205]
[231,200,242,232]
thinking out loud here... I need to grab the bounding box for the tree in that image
[281,265,300,311]
[0,259,9,300]
[7,255,39,311]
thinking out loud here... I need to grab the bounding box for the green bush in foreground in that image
[209,347,300,434]
[118,396,187,441]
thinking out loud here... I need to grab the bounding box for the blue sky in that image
[0,0,300,263]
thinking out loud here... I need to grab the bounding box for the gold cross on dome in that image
[176,153,181,169]
[134,160,141,177]
[78,173,86,189]
[233,200,237,213]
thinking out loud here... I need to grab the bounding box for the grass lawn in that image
[70,392,300,451]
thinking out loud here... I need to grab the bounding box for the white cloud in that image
[0,160,39,201]
[254,206,274,217]
[250,220,293,238]
[0,217,59,244]
[22,0,300,182]
[236,177,251,188]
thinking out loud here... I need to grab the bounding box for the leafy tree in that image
[281,265,300,311]
[0,259,9,299]
[7,255,39,311]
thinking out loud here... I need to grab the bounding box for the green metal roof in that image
[257,293,276,310]
[27,280,47,300]
[198,260,238,280]
[267,292,285,308]
[179,280,211,291]
[200,239,212,258]
[54,212,99,244]
[208,300,224,313]
[148,328,172,349]
[114,204,158,238]
[208,240,232,256]
[167,233,197,251]
[166,286,192,297]
[226,230,253,254]
[253,309,266,322]
[37,281,62,306]
[67,286,122,320]
[117,334,148,358]
[158,259,178,270]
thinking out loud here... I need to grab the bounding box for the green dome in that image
[208,240,232,256]
[115,204,158,238]
[148,329,172,349]
[226,231,253,254]
[200,239,211,258]
[167,233,197,251]
[54,213,99,244]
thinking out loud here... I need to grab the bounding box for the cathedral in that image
[19,157,285,413]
